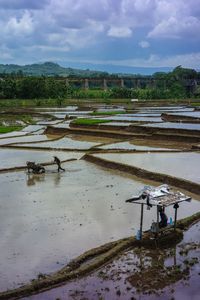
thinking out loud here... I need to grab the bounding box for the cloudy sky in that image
[0,0,200,73]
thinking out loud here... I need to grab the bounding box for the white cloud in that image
[107,26,132,38]
[0,0,200,67]
[139,40,150,48]
[5,11,34,36]
[148,15,200,39]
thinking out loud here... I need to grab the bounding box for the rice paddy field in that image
[0,102,200,299]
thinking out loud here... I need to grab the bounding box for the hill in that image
[0,62,109,77]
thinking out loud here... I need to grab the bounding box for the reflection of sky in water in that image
[168,111,200,118]
[0,160,199,290]
[0,131,28,138]
[137,106,193,112]
[94,152,200,184]
[0,148,81,169]
[36,120,61,125]
[0,134,53,146]
[14,136,100,150]
[100,141,171,150]
[142,122,200,130]
[22,125,45,132]
[35,106,78,111]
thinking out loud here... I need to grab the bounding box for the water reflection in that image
[26,173,45,186]
[53,172,61,186]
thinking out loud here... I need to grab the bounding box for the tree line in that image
[0,66,200,100]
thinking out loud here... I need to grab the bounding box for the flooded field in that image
[142,122,200,131]
[12,136,102,150]
[0,148,82,169]
[93,153,200,184]
[105,116,163,122]
[25,221,200,300]
[0,103,200,298]
[1,160,200,291]
[22,125,45,133]
[0,131,28,139]
[0,134,55,146]
[99,141,172,151]
[167,111,200,118]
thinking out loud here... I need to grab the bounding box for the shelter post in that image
[140,203,144,240]
[174,203,179,231]
[157,206,159,231]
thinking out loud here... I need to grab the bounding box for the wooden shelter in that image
[126,184,192,240]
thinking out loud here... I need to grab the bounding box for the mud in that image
[161,113,200,123]
[66,123,200,143]
[45,125,137,139]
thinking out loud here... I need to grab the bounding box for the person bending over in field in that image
[53,156,65,172]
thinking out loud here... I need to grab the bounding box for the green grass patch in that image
[189,102,200,107]
[72,118,112,125]
[0,126,23,134]
[90,111,126,116]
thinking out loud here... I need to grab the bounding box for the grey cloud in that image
[0,0,49,10]
[0,0,200,65]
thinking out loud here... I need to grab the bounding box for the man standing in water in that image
[53,156,65,172]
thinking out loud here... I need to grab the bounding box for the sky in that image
[0,0,200,74]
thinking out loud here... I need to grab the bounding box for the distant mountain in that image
[0,62,110,77]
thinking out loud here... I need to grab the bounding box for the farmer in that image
[53,156,65,172]
[159,207,168,228]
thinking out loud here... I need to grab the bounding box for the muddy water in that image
[99,141,172,151]
[14,136,101,150]
[142,122,200,130]
[93,153,200,184]
[0,160,200,291]
[0,149,82,169]
[27,222,200,300]
[0,134,55,146]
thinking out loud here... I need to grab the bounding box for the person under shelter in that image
[159,207,168,228]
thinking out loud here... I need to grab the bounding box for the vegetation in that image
[0,125,23,134]
[0,65,200,103]
[72,118,111,125]
[0,62,109,77]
